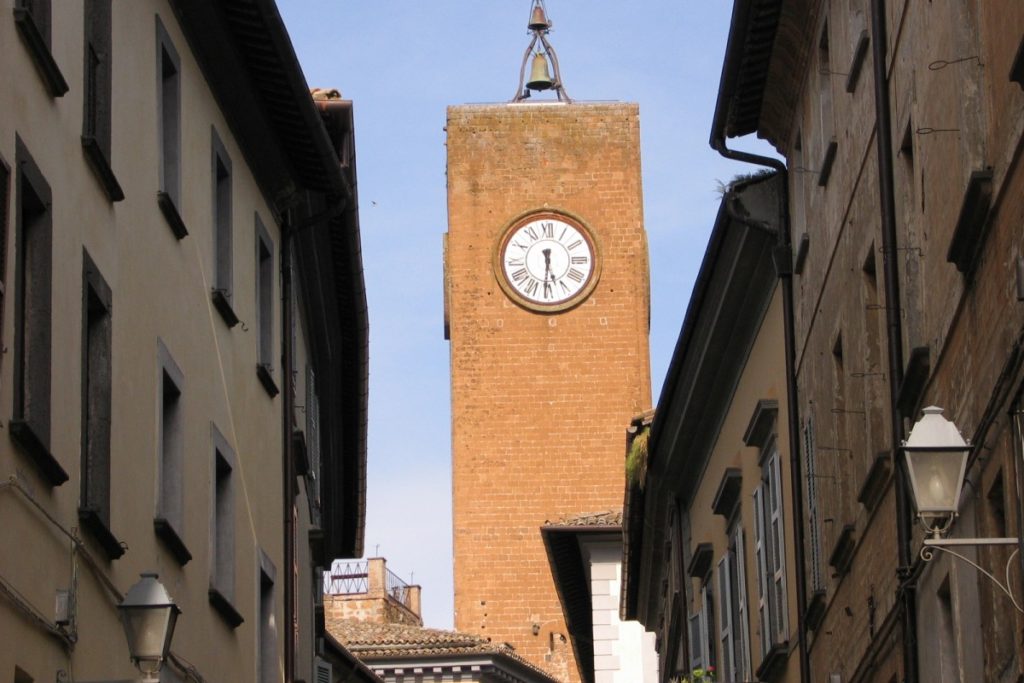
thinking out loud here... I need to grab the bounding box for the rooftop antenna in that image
[513,0,571,102]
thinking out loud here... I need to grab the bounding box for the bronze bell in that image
[526,52,554,90]
[528,5,550,31]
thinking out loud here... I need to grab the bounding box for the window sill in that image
[13,8,68,97]
[79,507,125,559]
[257,363,279,398]
[211,289,239,328]
[154,517,192,565]
[9,419,67,486]
[755,641,789,682]
[82,136,124,202]
[209,586,244,628]
[157,191,189,239]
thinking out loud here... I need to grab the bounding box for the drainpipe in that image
[711,135,810,683]
[868,2,917,682]
[282,210,297,683]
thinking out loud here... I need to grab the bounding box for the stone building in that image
[327,558,558,683]
[0,2,368,682]
[621,174,801,683]
[702,1,1024,682]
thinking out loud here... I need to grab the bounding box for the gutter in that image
[867,3,917,681]
[709,4,809,680]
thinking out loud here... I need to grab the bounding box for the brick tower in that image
[444,9,651,679]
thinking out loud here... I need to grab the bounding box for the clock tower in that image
[444,3,651,680]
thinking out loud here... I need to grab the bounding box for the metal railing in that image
[323,560,368,595]
[322,560,412,610]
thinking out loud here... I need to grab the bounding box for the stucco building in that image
[0,2,368,682]
[622,174,801,683]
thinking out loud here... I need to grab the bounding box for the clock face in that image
[495,211,600,311]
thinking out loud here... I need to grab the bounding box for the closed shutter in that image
[768,447,788,643]
[804,417,824,591]
[753,485,771,656]
[735,526,751,679]
[717,555,734,681]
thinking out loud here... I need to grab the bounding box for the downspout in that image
[711,134,810,683]
[867,3,917,682]
[282,210,297,683]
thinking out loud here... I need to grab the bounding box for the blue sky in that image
[277,1,774,629]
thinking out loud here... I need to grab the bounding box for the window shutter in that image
[735,526,752,679]
[769,448,789,643]
[717,555,734,681]
[306,365,320,507]
[689,610,704,670]
[804,417,824,590]
[753,485,771,657]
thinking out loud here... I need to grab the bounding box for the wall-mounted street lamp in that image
[118,573,180,680]
[902,406,1022,612]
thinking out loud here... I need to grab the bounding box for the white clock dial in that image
[496,212,599,310]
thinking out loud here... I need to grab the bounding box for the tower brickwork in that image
[445,102,651,681]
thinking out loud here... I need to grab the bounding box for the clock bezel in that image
[493,208,602,313]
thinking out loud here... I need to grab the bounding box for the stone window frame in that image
[79,249,123,559]
[81,0,122,202]
[11,136,63,485]
[209,422,242,627]
[210,128,238,326]
[258,549,278,683]
[154,338,190,565]
[155,16,187,239]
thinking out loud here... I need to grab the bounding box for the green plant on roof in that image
[625,426,650,489]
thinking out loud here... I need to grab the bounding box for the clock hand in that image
[542,248,553,298]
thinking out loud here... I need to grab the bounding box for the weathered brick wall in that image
[445,102,651,682]
[779,1,1024,681]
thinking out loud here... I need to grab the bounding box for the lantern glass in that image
[118,573,179,676]
[904,448,968,515]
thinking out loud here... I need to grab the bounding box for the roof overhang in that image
[710,0,817,151]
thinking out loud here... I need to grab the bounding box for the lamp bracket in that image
[919,541,1022,613]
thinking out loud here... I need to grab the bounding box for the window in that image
[13,0,67,97]
[82,0,121,201]
[803,417,824,593]
[210,130,237,326]
[306,365,321,515]
[816,22,837,186]
[717,522,751,682]
[688,579,716,673]
[258,551,278,683]
[754,439,789,660]
[11,137,63,485]
[0,155,11,372]
[154,339,190,564]
[156,17,186,239]
[255,217,278,397]
[209,424,242,626]
[80,251,121,558]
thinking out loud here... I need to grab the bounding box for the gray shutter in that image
[769,447,788,643]
[736,526,752,679]
[717,555,733,681]
[753,484,771,657]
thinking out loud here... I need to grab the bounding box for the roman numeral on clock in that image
[571,256,588,265]
[567,239,583,251]
[511,268,529,283]
[567,268,584,283]
[541,222,554,238]
[525,226,538,241]
[523,278,539,296]
[506,257,525,267]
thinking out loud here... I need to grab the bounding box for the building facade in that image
[622,174,803,683]
[444,99,652,682]
[704,1,1024,682]
[0,2,368,682]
